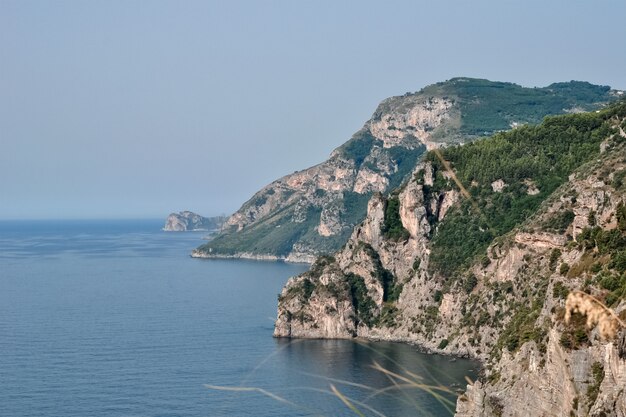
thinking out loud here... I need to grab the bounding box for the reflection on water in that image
[258,338,478,416]
[0,220,477,417]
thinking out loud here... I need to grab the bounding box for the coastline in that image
[272,332,479,360]
[190,249,315,264]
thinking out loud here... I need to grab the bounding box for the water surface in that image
[0,220,477,416]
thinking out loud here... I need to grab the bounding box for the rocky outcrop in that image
[274,104,626,416]
[368,96,454,149]
[163,211,225,232]
[195,79,617,261]
[274,162,460,342]
[491,179,507,193]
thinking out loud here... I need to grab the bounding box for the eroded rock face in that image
[353,168,389,194]
[318,204,343,237]
[274,114,626,416]
[368,97,454,148]
[274,163,459,341]
[274,263,358,339]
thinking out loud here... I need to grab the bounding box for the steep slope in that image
[274,101,626,416]
[193,79,618,262]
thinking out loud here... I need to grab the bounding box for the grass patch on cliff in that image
[382,196,410,242]
[346,273,377,327]
[338,129,379,167]
[586,362,605,406]
[385,144,427,190]
[542,209,575,234]
[428,100,626,276]
[341,191,372,228]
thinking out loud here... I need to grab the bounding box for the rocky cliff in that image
[163,211,225,232]
[274,100,626,416]
[194,79,618,262]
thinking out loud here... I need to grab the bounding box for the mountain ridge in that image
[194,78,620,262]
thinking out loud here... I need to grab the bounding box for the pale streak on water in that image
[0,220,477,417]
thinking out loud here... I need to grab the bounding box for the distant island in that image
[163,211,226,232]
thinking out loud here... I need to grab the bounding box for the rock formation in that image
[163,211,225,232]
[275,101,626,416]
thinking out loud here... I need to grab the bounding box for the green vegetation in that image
[618,202,626,230]
[412,258,421,271]
[429,78,614,137]
[280,277,316,304]
[488,277,548,357]
[339,130,378,167]
[385,145,427,190]
[553,282,569,299]
[199,205,324,257]
[308,255,336,278]
[542,210,575,234]
[463,274,478,294]
[586,362,605,406]
[341,191,372,228]
[422,305,440,335]
[376,305,400,328]
[549,249,562,271]
[428,100,626,276]
[577,226,626,253]
[573,209,626,306]
[301,279,315,300]
[346,273,377,327]
[382,196,410,241]
[560,312,591,350]
[360,243,402,302]
[486,395,504,417]
[613,170,626,189]
[497,304,545,353]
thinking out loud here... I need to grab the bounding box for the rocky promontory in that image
[163,211,225,232]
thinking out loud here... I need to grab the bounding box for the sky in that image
[1,0,625,220]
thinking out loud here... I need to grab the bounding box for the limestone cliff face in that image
[274,106,626,416]
[455,155,626,417]
[274,162,460,345]
[196,79,617,261]
[163,211,225,232]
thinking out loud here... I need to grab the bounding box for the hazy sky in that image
[2,0,625,219]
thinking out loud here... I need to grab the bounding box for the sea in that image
[0,219,478,417]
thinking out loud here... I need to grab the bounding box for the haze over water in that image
[0,220,477,416]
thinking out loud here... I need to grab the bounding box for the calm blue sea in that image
[0,220,477,417]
